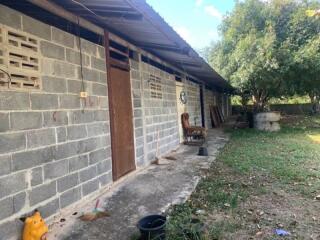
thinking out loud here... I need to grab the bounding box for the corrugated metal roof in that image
[49,0,232,91]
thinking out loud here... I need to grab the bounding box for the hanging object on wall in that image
[179,90,187,104]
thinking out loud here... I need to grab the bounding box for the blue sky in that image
[146,0,236,50]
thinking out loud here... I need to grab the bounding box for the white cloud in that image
[195,0,203,7]
[204,5,223,19]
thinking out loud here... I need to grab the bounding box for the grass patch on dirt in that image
[166,115,320,240]
[222,116,320,196]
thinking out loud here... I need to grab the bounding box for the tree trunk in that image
[309,93,320,114]
[252,93,268,113]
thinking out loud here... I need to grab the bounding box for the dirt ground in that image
[202,162,320,240]
[167,115,320,240]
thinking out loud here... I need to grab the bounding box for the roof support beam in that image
[25,0,104,36]
[140,44,190,55]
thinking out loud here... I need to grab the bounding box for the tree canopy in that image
[208,0,320,111]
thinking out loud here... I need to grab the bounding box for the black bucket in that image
[198,147,208,156]
[137,215,166,240]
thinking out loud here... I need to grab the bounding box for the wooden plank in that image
[26,0,104,36]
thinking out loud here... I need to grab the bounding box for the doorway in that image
[105,32,136,181]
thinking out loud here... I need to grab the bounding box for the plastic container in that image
[137,215,166,240]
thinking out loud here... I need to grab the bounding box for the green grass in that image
[222,118,320,195]
[165,115,320,239]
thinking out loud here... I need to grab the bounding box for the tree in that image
[286,2,320,112]
[293,37,320,112]
[208,0,320,112]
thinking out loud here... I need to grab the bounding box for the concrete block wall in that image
[184,80,202,127]
[204,89,216,128]
[0,5,112,239]
[130,60,145,167]
[140,62,180,164]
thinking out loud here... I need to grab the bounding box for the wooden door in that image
[108,66,136,180]
[176,83,186,143]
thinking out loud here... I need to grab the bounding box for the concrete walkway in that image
[52,129,228,240]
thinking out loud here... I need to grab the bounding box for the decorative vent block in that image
[0,25,41,90]
[149,74,162,99]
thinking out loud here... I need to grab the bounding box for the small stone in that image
[258,210,264,216]
[196,209,206,215]
[224,203,231,208]
[255,231,263,237]
[277,223,284,228]
[315,195,320,200]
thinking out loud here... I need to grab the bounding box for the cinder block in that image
[10,112,42,130]
[67,80,91,95]
[0,197,13,221]
[29,181,57,206]
[97,160,111,175]
[136,137,144,147]
[31,167,43,187]
[91,56,106,71]
[43,111,68,127]
[92,83,108,96]
[52,27,75,48]
[22,15,51,40]
[69,155,89,172]
[0,4,22,29]
[0,155,11,177]
[37,198,60,219]
[81,67,100,82]
[0,132,26,154]
[12,147,54,171]
[42,76,67,93]
[81,96,99,109]
[96,46,105,59]
[87,122,109,137]
[44,159,68,180]
[80,39,97,55]
[99,97,109,109]
[82,178,99,196]
[52,61,76,78]
[89,148,108,165]
[98,172,112,186]
[0,92,30,110]
[57,173,79,193]
[56,126,67,143]
[134,109,143,118]
[27,128,56,149]
[54,138,98,160]
[66,49,90,66]
[79,166,97,183]
[13,192,26,213]
[70,110,95,124]
[130,60,139,70]
[134,99,142,108]
[94,110,108,121]
[0,113,9,132]
[131,70,140,80]
[0,172,27,199]
[99,72,107,84]
[59,95,81,109]
[0,219,23,240]
[135,119,143,128]
[136,147,144,158]
[41,41,65,60]
[135,128,143,138]
[60,187,81,208]
[67,125,87,140]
